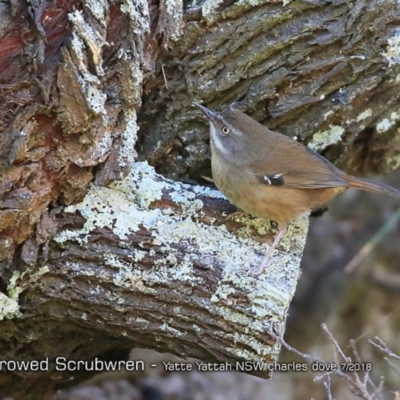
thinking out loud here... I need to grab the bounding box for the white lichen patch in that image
[191,184,225,199]
[85,85,107,115]
[85,0,109,27]
[1,267,49,320]
[212,215,308,319]
[0,292,20,320]
[376,110,400,133]
[391,111,400,121]
[383,33,400,66]
[163,0,183,42]
[119,109,139,170]
[308,125,345,151]
[376,118,392,133]
[160,322,184,337]
[120,0,150,34]
[56,185,162,244]
[235,216,274,237]
[201,0,226,24]
[356,109,372,122]
[111,161,165,207]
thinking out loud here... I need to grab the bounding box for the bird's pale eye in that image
[221,126,231,135]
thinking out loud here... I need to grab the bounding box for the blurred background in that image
[56,171,400,400]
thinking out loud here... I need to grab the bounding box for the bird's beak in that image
[193,103,218,120]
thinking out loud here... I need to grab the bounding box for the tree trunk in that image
[0,0,399,398]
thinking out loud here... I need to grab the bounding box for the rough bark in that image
[140,0,400,179]
[1,161,307,397]
[0,0,399,398]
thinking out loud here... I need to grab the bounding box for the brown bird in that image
[194,103,400,275]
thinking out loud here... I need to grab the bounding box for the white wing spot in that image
[263,176,271,185]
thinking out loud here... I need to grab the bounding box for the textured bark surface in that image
[0,0,400,398]
[0,0,138,260]
[139,0,400,180]
[0,161,307,397]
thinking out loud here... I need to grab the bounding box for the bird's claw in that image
[246,256,281,276]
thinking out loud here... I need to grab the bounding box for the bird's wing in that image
[250,144,349,189]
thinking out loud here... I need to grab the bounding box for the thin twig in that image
[321,324,376,400]
[323,375,333,400]
[268,324,376,399]
[369,336,400,360]
[321,323,351,363]
[345,207,400,273]
[350,339,383,399]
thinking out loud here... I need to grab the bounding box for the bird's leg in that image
[248,224,287,275]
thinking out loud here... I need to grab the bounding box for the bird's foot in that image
[246,256,281,276]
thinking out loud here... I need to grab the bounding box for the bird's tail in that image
[346,175,400,199]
